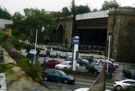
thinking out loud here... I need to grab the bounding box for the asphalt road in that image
[41,80,114,91]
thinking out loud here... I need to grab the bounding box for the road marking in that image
[76,81,113,89]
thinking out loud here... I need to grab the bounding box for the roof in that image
[76,10,109,20]
[0,19,13,29]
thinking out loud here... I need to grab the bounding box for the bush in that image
[0,64,7,73]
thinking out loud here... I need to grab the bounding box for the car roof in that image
[117,79,135,82]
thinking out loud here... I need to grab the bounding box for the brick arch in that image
[55,24,64,44]
[57,23,65,30]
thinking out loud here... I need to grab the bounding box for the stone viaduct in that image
[55,7,135,63]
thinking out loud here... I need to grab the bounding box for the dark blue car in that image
[41,69,75,84]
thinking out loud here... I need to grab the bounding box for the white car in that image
[55,61,79,70]
[50,51,57,57]
[29,49,37,55]
[113,79,135,90]
[60,52,68,58]
[39,50,46,57]
[95,58,119,67]
[20,49,28,57]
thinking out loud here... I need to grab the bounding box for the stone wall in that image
[56,16,73,48]
[108,7,135,63]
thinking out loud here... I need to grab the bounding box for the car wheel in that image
[115,85,122,91]
[43,77,48,81]
[64,67,67,70]
[63,79,68,84]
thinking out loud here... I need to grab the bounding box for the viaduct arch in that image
[55,7,135,63]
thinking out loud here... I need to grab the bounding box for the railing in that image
[44,43,106,55]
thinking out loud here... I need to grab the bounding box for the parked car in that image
[77,59,89,66]
[20,49,28,57]
[55,61,79,70]
[9,48,17,53]
[65,57,72,61]
[123,65,135,79]
[95,58,119,68]
[29,49,37,55]
[113,79,135,90]
[20,49,27,53]
[50,51,57,58]
[65,57,89,66]
[80,56,94,63]
[39,50,46,57]
[106,63,116,72]
[86,64,103,74]
[41,69,75,84]
[46,59,61,68]
[60,52,68,58]
[93,59,116,72]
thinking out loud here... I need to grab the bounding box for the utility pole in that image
[33,29,38,65]
[72,0,77,37]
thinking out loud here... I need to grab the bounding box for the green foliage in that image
[101,0,120,10]
[0,64,7,72]
[12,8,56,44]
[12,12,23,22]
[76,5,90,14]
[70,0,90,14]
[62,7,71,16]
[51,1,90,18]
[7,49,42,81]
[70,0,76,14]
[0,7,11,19]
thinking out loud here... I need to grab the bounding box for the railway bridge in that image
[55,7,135,63]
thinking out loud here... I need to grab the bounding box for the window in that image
[123,81,134,84]
[46,69,54,74]
[48,60,55,63]
[54,71,61,75]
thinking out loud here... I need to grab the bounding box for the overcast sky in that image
[0,0,135,15]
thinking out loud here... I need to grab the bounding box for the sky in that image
[0,0,135,15]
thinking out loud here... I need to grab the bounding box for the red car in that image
[106,63,116,72]
[46,59,61,68]
[9,48,17,53]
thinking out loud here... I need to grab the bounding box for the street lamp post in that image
[107,32,112,73]
[33,29,38,65]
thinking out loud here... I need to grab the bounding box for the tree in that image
[12,12,23,22]
[70,0,90,14]
[70,0,76,14]
[101,0,120,10]
[0,7,11,19]
[12,8,56,44]
[76,5,90,14]
[62,7,71,16]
